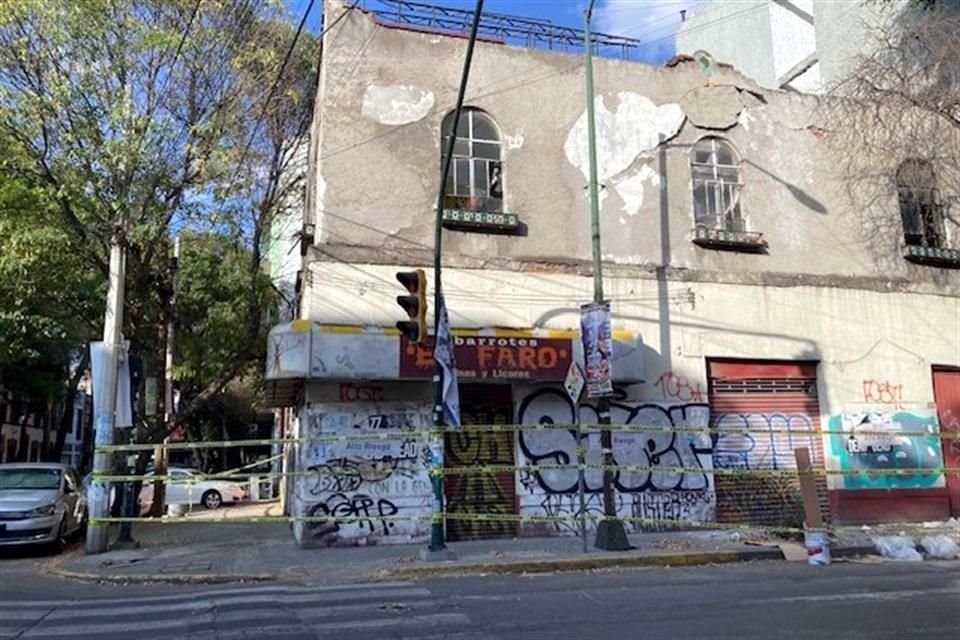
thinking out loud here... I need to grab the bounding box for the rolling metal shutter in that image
[708,360,830,527]
[444,385,517,540]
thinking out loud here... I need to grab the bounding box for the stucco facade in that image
[268,0,960,548]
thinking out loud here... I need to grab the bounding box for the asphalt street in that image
[0,545,957,640]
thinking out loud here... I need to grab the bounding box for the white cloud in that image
[593,0,704,49]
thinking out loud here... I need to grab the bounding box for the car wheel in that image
[51,517,68,553]
[202,490,223,510]
[75,509,88,539]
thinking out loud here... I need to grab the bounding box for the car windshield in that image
[0,468,62,491]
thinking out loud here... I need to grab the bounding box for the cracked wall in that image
[310,0,958,291]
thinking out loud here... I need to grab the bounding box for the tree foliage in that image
[0,0,317,447]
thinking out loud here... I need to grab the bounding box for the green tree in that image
[0,0,317,451]
[0,135,100,460]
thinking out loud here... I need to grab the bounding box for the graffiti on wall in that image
[712,412,818,471]
[445,424,517,540]
[862,379,904,410]
[653,371,706,403]
[298,404,432,545]
[828,412,943,489]
[516,388,714,530]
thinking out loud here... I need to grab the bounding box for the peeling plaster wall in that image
[361,84,434,125]
[311,0,959,292]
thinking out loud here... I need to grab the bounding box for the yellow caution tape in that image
[88,512,956,539]
[92,463,960,484]
[93,422,954,455]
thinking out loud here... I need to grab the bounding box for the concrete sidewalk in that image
[46,520,882,585]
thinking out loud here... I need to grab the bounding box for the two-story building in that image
[265,0,960,548]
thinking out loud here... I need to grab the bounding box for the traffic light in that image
[395,269,427,344]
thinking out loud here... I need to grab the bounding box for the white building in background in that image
[61,379,92,470]
[265,140,309,324]
[677,0,899,93]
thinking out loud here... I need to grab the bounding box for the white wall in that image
[677,0,778,87]
[291,400,433,547]
[290,262,957,538]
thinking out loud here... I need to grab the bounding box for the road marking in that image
[0,587,433,621]
[747,586,960,604]
[16,610,470,639]
[1,580,416,608]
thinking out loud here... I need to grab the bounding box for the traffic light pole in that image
[427,0,485,555]
[584,0,629,551]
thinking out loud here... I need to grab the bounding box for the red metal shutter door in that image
[708,360,829,527]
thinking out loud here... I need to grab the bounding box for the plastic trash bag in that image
[873,535,923,562]
[920,535,960,560]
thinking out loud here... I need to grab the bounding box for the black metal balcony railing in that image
[362,0,643,59]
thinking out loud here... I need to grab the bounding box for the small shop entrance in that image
[444,384,517,540]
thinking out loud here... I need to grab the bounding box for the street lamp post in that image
[584,0,630,552]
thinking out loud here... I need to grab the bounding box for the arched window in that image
[897,159,943,248]
[691,137,744,231]
[442,108,503,213]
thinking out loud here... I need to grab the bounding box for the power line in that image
[644,1,772,47]
[225,0,319,193]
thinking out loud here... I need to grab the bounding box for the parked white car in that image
[138,467,247,514]
[0,463,86,548]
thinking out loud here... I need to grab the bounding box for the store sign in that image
[400,335,571,381]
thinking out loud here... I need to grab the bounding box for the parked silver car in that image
[0,463,86,548]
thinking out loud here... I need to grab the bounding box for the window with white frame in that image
[897,159,945,248]
[690,137,744,232]
[442,108,503,213]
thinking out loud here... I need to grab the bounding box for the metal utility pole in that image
[86,228,127,554]
[426,0,485,556]
[584,0,630,551]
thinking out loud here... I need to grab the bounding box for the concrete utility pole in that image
[584,0,630,551]
[86,228,126,554]
[426,0,485,556]
[155,235,179,515]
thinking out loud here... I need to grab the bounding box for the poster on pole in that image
[564,362,585,404]
[580,302,613,398]
[434,290,461,427]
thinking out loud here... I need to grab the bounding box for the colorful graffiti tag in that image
[828,412,944,489]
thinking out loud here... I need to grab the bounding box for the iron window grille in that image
[897,159,946,249]
[442,108,503,214]
[691,138,745,232]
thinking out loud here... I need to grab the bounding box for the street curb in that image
[386,545,880,578]
[42,554,277,585]
[44,565,277,585]
[41,545,882,584]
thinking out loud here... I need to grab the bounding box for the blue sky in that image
[294,0,705,64]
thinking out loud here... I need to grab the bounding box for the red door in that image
[933,367,960,517]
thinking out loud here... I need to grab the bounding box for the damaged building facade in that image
[265,0,960,547]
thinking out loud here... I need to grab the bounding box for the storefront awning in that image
[264,322,644,407]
